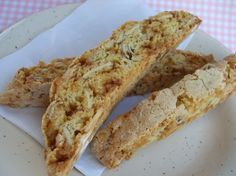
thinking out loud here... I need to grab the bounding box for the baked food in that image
[42,11,201,176]
[91,54,236,168]
[0,50,211,107]
[130,50,213,95]
[0,58,73,107]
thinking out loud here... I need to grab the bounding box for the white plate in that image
[0,3,235,176]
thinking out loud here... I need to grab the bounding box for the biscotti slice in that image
[0,58,73,107]
[91,54,236,168]
[0,50,212,108]
[130,50,214,95]
[42,11,201,176]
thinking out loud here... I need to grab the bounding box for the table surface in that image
[0,0,235,52]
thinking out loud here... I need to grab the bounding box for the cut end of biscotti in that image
[0,90,20,107]
[0,58,73,108]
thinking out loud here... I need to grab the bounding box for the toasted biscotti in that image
[91,55,236,168]
[0,58,73,107]
[130,50,213,95]
[42,11,201,176]
[0,50,212,108]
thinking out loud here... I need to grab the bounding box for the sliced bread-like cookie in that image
[91,55,236,168]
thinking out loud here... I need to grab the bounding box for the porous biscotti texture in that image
[0,58,73,107]
[42,11,201,176]
[91,55,236,168]
[130,50,213,95]
[0,50,212,108]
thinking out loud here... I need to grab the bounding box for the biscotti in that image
[42,11,201,176]
[91,54,236,168]
[0,58,73,107]
[0,50,212,108]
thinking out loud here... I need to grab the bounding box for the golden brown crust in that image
[0,58,73,107]
[91,55,236,168]
[42,11,201,176]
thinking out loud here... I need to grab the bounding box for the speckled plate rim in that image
[0,2,80,59]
